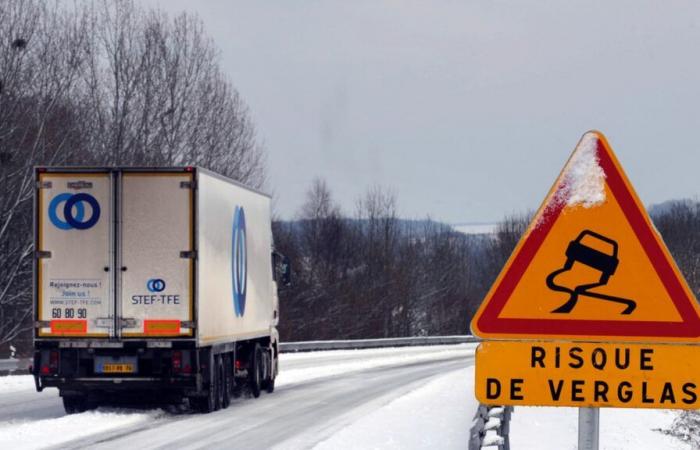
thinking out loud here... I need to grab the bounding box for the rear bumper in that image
[37,374,199,395]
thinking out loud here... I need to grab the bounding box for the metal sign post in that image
[578,407,599,450]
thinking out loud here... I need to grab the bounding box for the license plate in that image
[103,363,134,373]
[95,356,138,374]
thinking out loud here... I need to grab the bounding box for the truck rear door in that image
[118,172,194,338]
[36,171,114,338]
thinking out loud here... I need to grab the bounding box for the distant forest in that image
[274,183,700,342]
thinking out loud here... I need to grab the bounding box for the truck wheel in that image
[217,356,228,409]
[63,395,87,414]
[261,349,276,393]
[249,344,262,398]
[213,355,223,411]
[197,389,216,413]
[197,360,219,413]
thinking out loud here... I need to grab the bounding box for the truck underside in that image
[33,337,278,414]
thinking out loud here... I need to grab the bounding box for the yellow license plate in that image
[103,363,134,373]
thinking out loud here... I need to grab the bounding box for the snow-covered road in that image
[0,344,477,450]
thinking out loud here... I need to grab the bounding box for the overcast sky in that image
[146,1,700,223]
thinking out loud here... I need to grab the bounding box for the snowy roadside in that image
[510,406,688,449]
[0,409,167,449]
[277,344,476,387]
[0,374,34,394]
[0,345,475,450]
[0,345,686,450]
[312,366,477,450]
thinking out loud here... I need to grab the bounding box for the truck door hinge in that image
[180,250,197,259]
[35,250,51,259]
[67,180,93,190]
[34,320,50,328]
[180,181,196,189]
[37,181,52,189]
[118,318,137,328]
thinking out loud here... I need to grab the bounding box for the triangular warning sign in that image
[471,131,700,342]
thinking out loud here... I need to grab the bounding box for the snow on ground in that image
[0,408,166,449]
[277,344,477,387]
[510,406,688,450]
[313,367,476,450]
[4,345,684,450]
[0,345,474,450]
[0,374,34,394]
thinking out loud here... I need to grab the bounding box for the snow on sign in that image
[471,130,700,342]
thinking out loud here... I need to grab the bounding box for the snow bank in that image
[0,375,34,394]
[0,408,166,449]
[510,406,687,450]
[277,344,476,387]
[555,132,606,209]
[312,367,476,450]
[668,410,700,447]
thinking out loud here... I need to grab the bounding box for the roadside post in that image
[578,408,599,450]
[470,131,700,450]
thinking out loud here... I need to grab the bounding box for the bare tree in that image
[353,186,401,337]
[0,0,266,350]
[276,183,481,340]
[0,0,90,346]
[80,1,265,187]
[653,201,700,297]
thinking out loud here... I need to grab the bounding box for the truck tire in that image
[63,395,88,414]
[217,355,228,409]
[264,377,275,394]
[261,349,276,393]
[249,344,262,398]
[196,360,219,413]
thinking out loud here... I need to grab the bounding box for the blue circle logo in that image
[48,193,100,230]
[232,206,247,317]
[147,279,166,293]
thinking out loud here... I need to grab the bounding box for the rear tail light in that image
[172,350,191,374]
[41,350,59,375]
[172,351,182,373]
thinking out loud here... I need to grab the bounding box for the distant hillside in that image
[649,199,698,217]
[450,222,498,236]
[274,218,455,236]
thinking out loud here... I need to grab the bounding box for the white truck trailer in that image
[31,167,290,413]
